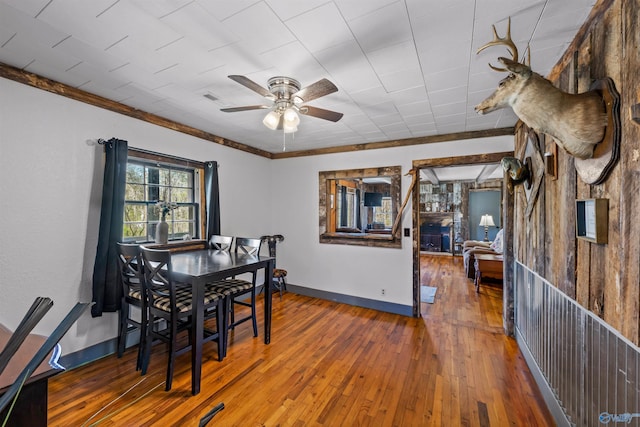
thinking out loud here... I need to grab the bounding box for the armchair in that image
[462,229,504,279]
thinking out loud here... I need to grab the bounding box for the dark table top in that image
[170,249,274,280]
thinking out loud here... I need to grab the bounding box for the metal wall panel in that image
[514,262,640,426]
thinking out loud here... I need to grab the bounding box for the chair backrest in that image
[260,235,284,258]
[209,235,234,251]
[140,247,176,311]
[117,243,143,297]
[234,237,261,256]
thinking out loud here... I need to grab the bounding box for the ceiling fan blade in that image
[220,105,270,113]
[228,75,274,100]
[300,105,343,122]
[292,78,338,103]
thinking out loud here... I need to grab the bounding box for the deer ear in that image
[499,57,531,76]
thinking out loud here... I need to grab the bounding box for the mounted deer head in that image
[475,18,607,159]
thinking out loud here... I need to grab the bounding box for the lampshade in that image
[283,122,298,133]
[262,111,280,130]
[479,214,495,227]
[283,107,300,126]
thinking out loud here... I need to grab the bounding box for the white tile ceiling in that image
[0,0,596,154]
[421,163,504,183]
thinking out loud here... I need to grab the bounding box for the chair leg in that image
[278,276,287,300]
[221,297,229,358]
[165,318,178,391]
[229,297,236,329]
[141,313,154,376]
[216,299,225,361]
[250,290,258,337]
[136,306,148,373]
[117,301,128,358]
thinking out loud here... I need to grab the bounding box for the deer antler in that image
[477,17,519,72]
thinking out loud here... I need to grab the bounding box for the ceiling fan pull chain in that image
[283,128,286,152]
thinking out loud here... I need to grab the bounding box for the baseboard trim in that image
[59,338,117,371]
[515,328,570,427]
[283,284,412,317]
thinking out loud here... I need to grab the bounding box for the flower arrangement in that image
[155,200,178,220]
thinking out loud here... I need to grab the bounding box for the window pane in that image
[159,169,170,186]
[171,170,191,187]
[123,223,146,240]
[172,188,191,203]
[127,164,145,184]
[126,184,145,201]
[173,221,195,237]
[124,203,147,222]
[374,197,393,227]
[147,203,160,221]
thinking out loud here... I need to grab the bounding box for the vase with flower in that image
[155,201,178,244]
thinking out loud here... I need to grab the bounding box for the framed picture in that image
[576,198,608,244]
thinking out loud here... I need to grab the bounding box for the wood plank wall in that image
[513,0,640,344]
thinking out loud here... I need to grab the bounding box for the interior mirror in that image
[319,166,402,248]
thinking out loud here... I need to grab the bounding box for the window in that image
[123,152,203,243]
[337,186,358,229]
[374,197,393,227]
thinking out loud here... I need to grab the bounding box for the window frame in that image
[123,149,206,244]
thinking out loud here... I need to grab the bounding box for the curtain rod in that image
[96,139,217,169]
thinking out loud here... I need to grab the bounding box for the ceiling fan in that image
[221,75,343,133]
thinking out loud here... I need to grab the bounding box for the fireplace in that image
[420,213,454,253]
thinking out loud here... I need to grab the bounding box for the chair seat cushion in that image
[128,288,144,300]
[273,268,287,278]
[206,278,253,296]
[151,288,222,313]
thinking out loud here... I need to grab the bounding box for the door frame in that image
[411,152,513,317]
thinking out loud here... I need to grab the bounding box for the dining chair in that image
[209,235,233,251]
[116,242,146,372]
[260,235,287,300]
[206,237,262,338]
[139,246,225,391]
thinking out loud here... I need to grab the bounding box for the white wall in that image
[0,76,513,357]
[268,138,513,306]
[0,77,271,354]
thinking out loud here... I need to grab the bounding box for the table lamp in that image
[479,214,495,241]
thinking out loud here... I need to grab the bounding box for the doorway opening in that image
[411,152,512,318]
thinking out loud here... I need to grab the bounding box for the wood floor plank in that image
[47,255,554,426]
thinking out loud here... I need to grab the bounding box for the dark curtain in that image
[340,185,347,227]
[355,189,362,230]
[91,138,128,317]
[204,161,221,241]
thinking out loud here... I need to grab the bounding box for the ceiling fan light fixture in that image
[263,110,280,130]
[283,107,300,126]
[283,122,298,133]
[224,75,342,136]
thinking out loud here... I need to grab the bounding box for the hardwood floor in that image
[47,255,553,426]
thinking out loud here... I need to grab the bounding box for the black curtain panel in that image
[355,189,362,230]
[204,161,221,241]
[340,185,347,227]
[91,138,128,317]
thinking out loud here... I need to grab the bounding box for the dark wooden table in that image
[170,249,274,395]
[474,253,503,292]
[0,325,61,426]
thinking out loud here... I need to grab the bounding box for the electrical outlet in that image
[381,289,386,296]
